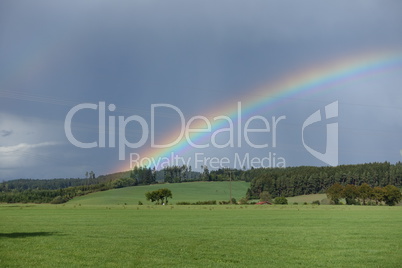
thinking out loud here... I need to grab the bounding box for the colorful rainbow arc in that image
[115,49,402,172]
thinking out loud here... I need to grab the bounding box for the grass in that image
[68,181,250,205]
[1,204,402,267]
[286,194,329,204]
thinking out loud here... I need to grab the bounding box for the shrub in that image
[345,198,358,205]
[293,202,298,205]
[239,197,249,205]
[138,201,143,205]
[193,200,217,205]
[176,202,191,205]
[50,196,68,204]
[219,199,237,205]
[113,177,137,188]
[176,201,217,205]
[274,197,288,205]
[312,200,320,205]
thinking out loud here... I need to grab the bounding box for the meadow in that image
[1,204,402,267]
[67,181,251,205]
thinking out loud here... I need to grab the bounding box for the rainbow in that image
[115,49,402,172]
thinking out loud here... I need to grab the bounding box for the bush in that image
[219,199,237,205]
[113,177,137,188]
[50,196,68,204]
[193,200,217,205]
[293,202,298,205]
[176,201,217,205]
[312,200,320,205]
[274,197,288,205]
[239,197,249,205]
[345,198,358,205]
[176,202,191,205]
[138,201,143,205]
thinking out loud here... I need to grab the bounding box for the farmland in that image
[1,181,401,267]
[1,203,402,267]
[67,181,250,205]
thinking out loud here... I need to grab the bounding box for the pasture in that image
[1,204,401,267]
[67,181,250,205]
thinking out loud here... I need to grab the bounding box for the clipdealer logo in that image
[64,101,338,168]
[302,101,338,166]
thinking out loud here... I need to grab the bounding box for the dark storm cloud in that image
[1,0,401,179]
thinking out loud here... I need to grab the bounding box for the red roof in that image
[255,201,272,205]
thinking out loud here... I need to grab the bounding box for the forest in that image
[245,162,402,199]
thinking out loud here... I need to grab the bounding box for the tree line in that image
[0,171,131,191]
[0,168,155,204]
[158,166,248,182]
[246,162,402,200]
[326,183,402,206]
[2,161,401,204]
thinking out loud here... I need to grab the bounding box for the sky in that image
[1,0,402,180]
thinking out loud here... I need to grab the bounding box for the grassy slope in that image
[287,194,329,204]
[68,181,250,205]
[1,204,402,267]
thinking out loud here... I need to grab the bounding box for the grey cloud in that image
[0,130,12,137]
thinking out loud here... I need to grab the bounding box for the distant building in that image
[255,201,272,205]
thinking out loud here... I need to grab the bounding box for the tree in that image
[245,188,254,200]
[326,183,344,204]
[343,184,358,205]
[158,188,173,204]
[131,166,155,185]
[372,187,385,205]
[188,166,192,180]
[201,165,210,181]
[259,191,272,202]
[145,191,159,203]
[145,188,173,205]
[357,183,372,205]
[382,185,402,206]
[246,162,402,200]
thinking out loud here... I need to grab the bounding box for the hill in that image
[286,194,329,204]
[68,181,250,205]
[1,171,131,191]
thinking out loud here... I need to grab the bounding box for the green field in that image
[1,204,402,267]
[68,181,250,205]
[1,182,401,267]
[286,194,329,204]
